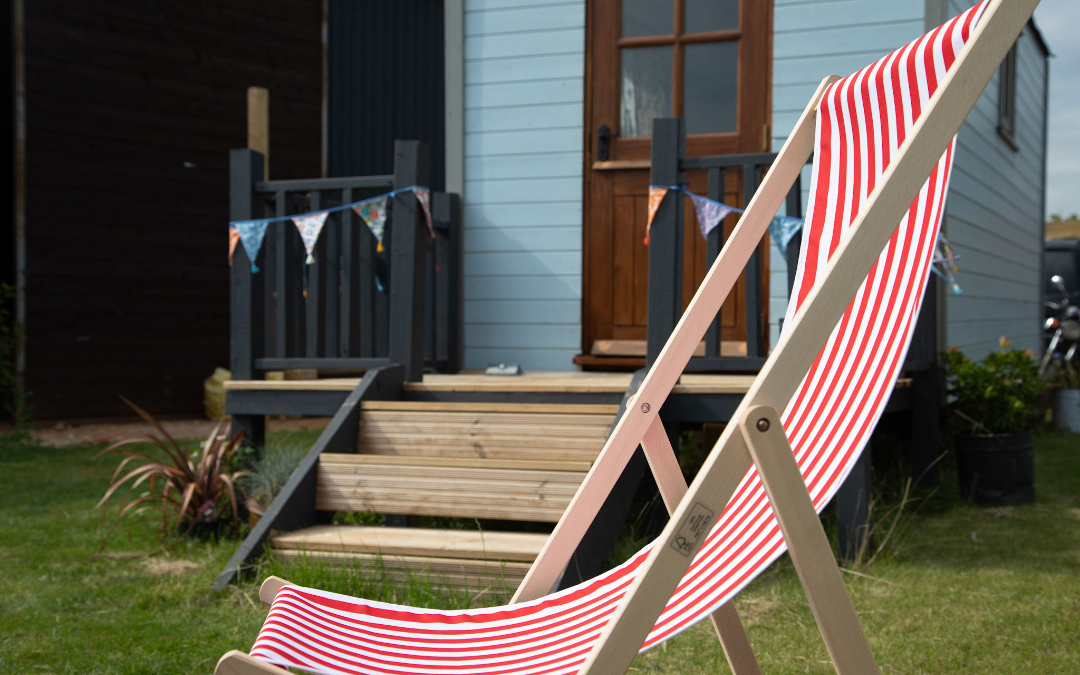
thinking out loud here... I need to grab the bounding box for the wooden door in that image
[580,0,771,367]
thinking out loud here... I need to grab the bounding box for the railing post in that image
[743,164,763,357]
[785,173,804,298]
[388,140,430,381]
[646,118,685,367]
[705,167,724,359]
[434,192,463,373]
[229,148,265,447]
[230,149,264,380]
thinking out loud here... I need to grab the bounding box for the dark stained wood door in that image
[580,0,771,366]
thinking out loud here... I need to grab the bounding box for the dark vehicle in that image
[1045,239,1080,309]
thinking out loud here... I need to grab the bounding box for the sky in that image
[1034,0,1080,219]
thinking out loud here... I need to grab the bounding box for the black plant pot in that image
[954,431,1034,505]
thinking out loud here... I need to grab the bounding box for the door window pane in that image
[622,0,673,38]
[684,41,737,134]
[621,47,673,137]
[685,0,739,32]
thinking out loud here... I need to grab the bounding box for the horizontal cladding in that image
[944,7,1047,357]
[462,0,585,370]
[23,0,322,418]
[769,0,924,348]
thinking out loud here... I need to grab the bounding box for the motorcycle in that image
[1039,274,1080,381]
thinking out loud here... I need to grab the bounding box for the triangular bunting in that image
[353,196,389,252]
[293,211,330,265]
[234,221,270,273]
[689,193,734,239]
[228,226,240,266]
[767,215,804,257]
[412,187,434,238]
[644,187,668,246]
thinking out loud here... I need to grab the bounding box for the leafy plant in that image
[94,396,247,551]
[940,338,1044,435]
[242,433,310,509]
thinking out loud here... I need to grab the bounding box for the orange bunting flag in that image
[228,227,240,265]
[644,187,668,246]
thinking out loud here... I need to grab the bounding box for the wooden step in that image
[316,453,587,522]
[271,525,547,561]
[358,401,618,463]
[269,525,548,594]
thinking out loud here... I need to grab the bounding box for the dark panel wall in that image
[23,0,323,419]
[328,0,445,189]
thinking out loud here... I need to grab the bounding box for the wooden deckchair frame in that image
[512,2,1039,675]
[215,2,1037,673]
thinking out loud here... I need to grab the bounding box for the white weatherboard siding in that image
[769,0,1047,359]
[769,0,925,347]
[462,0,585,371]
[942,2,1047,358]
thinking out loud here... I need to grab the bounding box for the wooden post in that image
[646,118,684,367]
[229,149,266,447]
[247,87,269,180]
[388,140,430,381]
[743,164,763,357]
[704,168,724,359]
[836,443,872,561]
[910,277,941,488]
[434,192,464,373]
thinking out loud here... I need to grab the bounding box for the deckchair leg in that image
[640,418,762,675]
[738,406,880,675]
[215,650,284,675]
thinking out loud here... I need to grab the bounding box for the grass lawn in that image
[0,429,1077,674]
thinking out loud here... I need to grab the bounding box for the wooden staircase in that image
[266,401,619,593]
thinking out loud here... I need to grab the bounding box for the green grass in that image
[0,430,1077,674]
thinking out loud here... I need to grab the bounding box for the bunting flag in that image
[644,186,668,245]
[292,211,330,265]
[413,187,434,238]
[353,196,389,252]
[228,227,240,266]
[689,193,734,238]
[234,221,270,273]
[768,215,804,257]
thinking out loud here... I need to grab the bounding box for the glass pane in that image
[685,0,739,32]
[684,42,737,134]
[622,0,673,38]
[620,47,673,137]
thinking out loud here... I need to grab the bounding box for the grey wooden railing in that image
[230,140,461,384]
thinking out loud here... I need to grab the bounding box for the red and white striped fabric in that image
[248,5,983,673]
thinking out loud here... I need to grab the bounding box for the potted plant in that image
[940,338,1043,504]
[1045,360,1080,433]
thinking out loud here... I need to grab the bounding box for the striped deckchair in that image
[215,1,1038,674]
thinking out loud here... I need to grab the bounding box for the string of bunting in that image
[645,185,805,257]
[228,185,433,273]
[931,234,962,294]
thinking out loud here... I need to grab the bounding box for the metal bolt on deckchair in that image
[215,2,1039,673]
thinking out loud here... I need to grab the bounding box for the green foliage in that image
[0,282,31,430]
[241,432,312,509]
[94,397,248,552]
[940,339,1044,435]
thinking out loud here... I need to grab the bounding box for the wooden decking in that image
[224,370,760,395]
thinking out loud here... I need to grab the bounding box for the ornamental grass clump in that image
[940,338,1044,436]
[94,396,247,552]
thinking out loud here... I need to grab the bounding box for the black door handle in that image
[597,124,612,161]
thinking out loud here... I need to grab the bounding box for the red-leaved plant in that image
[94,396,247,552]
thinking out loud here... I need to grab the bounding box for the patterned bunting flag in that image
[768,215,804,257]
[413,187,434,238]
[234,221,270,273]
[228,226,240,265]
[689,193,734,238]
[293,211,330,265]
[644,187,668,246]
[353,197,389,252]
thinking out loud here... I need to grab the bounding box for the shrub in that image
[940,338,1044,435]
[243,433,311,509]
[94,397,247,551]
